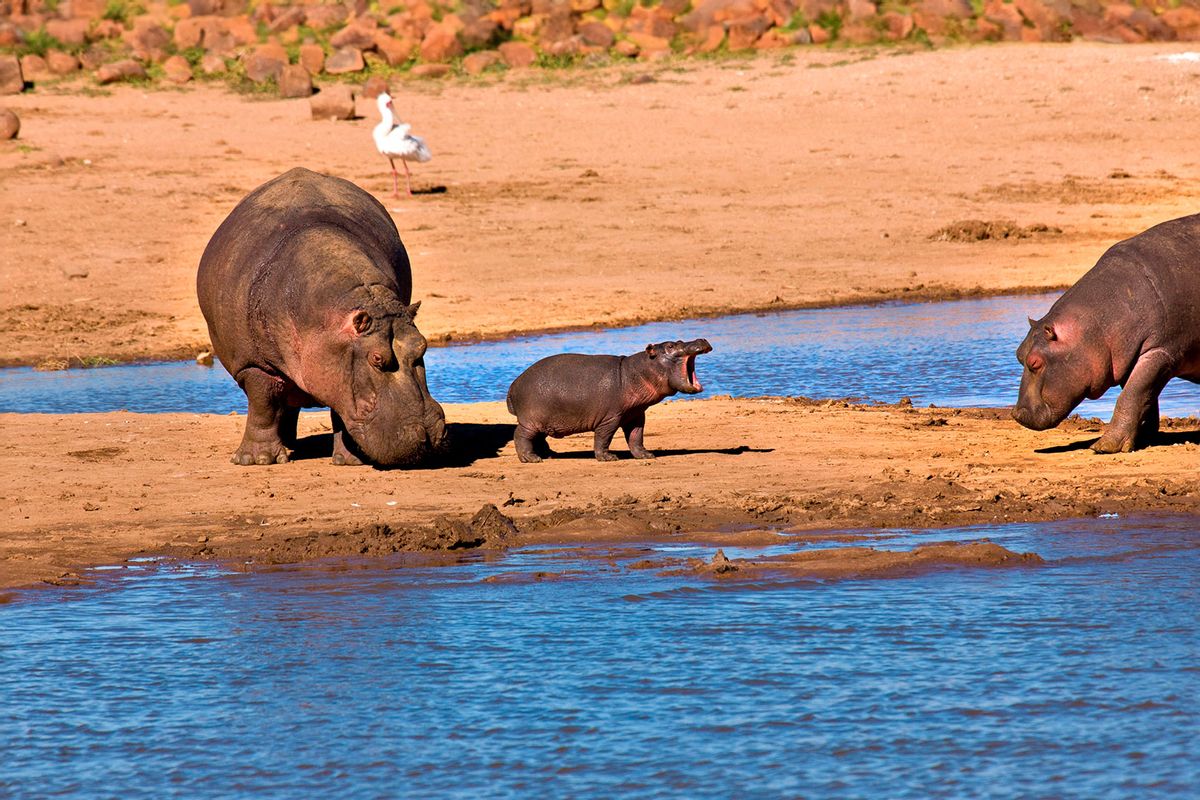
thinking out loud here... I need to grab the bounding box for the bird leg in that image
[389,157,400,199]
[403,159,413,197]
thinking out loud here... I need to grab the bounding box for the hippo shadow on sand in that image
[529,443,774,461]
[1035,429,1200,455]
[287,422,516,468]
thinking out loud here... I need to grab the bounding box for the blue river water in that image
[1,514,1197,798]
[4,292,1200,417]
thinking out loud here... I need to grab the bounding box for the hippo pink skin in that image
[1013,213,1200,453]
[505,339,713,462]
[196,167,446,467]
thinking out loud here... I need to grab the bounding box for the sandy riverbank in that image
[3,43,1200,366]
[4,397,1199,591]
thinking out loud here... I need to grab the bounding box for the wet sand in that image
[4,398,1200,590]
[4,44,1200,366]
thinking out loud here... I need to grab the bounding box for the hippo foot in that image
[231,447,289,466]
[517,451,544,463]
[332,450,365,466]
[595,451,620,462]
[1091,433,1135,455]
[631,450,656,460]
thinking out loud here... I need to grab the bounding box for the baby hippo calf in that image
[506,339,713,462]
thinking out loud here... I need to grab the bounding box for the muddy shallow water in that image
[2,515,1196,798]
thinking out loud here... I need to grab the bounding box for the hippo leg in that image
[1093,349,1173,454]
[278,406,300,448]
[331,411,366,466]
[622,411,655,459]
[594,417,621,462]
[514,424,546,463]
[232,368,291,466]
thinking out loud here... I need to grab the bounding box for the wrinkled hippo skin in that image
[1013,213,1200,453]
[196,167,446,467]
[506,339,712,462]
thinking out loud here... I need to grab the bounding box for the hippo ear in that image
[346,310,372,336]
[406,301,421,319]
[645,343,658,358]
[1044,324,1056,342]
[1027,317,1037,328]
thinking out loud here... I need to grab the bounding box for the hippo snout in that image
[1011,403,1058,432]
[684,339,713,355]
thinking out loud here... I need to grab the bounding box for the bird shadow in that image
[413,185,448,195]
[1035,429,1200,454]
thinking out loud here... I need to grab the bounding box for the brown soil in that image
[5,397,1200,591]
[4,44,1200,366]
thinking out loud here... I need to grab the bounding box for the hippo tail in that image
[506,388,515,416]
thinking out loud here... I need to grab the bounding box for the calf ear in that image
[645,343,658,358]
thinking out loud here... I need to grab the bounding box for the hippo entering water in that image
[1013,213,1200,453]
[506,339,713,462]
[196,167,446,466]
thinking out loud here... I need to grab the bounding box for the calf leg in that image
[331,411,365,466]
[622,411,654,459]
[594,417,621,462]
[515,424,546,463]
[232,367,291,466]
[1093,349,1173,454]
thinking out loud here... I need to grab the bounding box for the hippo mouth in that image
[683,355,702,393]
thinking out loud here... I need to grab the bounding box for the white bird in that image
[373,92,432,198]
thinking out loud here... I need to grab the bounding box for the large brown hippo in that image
[196,167,446,466]
[506,339,712,462]
[1013,213,1200,453]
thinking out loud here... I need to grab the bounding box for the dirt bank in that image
[4,43,1200,367]
[4,397,1200,590]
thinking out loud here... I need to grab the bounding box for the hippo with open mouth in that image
[196,167,446,466]
[506,339,713,462]
[1013,213,1200,453]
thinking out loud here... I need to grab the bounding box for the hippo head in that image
[1012,314,1111,431]
[317,300,447,466]
[645,339,713,395]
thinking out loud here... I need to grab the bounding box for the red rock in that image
[661,0,690,13]
[680,0,756,33]
[0,24,16,48]
[512,14,544,39]
[462,49,501,74]
[695,24,725,52]
[268,7,305,34]
[913,0,974,36]
[96,59,147,84]
[578,21,614,47]
[809,23,830,43]
[359,74,390,98]
[88,20,123,41]
[626,30,671,53]
[326,47,365,73]
[570,0,599,10]
[0,107,18,140]
[540,11,576,44]
[45,18,88,46]
[309,84,355,120]
[304,4,348,30]
[410,63,451,77]
[846,0,877,19]
[173,17,205,49]
[242,43,287,82]
[125,20,172,61]
[613,38,639,56]
[982,0,1023,40]
[200,52,227,74]
[547,35,584,55]
[299,42,325,73]
[0,54,24,94]
[881,10,914,40]
[1014,0,1072,42]
[1162,7,1200,41]
[726,15,771,49]
[19,54,50,81]
[278,64,313,97]
[221,15,258,46]
[419,23,463,62]
[188,0,220,15]
[331,21,378,49]
[1113,6,1175,40]
[46,50,80,75]
[625,5,677,39]
[840,20,878,42]
[498,40,536,67]
[162,54,193,83]
[70,0,105,17]
[755,28,791,48]
[373,33,414,66]
[461,17,498,48]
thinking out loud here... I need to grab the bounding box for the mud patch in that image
[0,304,180,368]
[67,446,127,462]
[930,220,1062,242]
[975,174,1182,205]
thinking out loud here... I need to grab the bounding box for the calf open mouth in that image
[684,355,702,392]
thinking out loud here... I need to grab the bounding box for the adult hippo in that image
[1013,213,1200,453]
[197,167,446,466]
